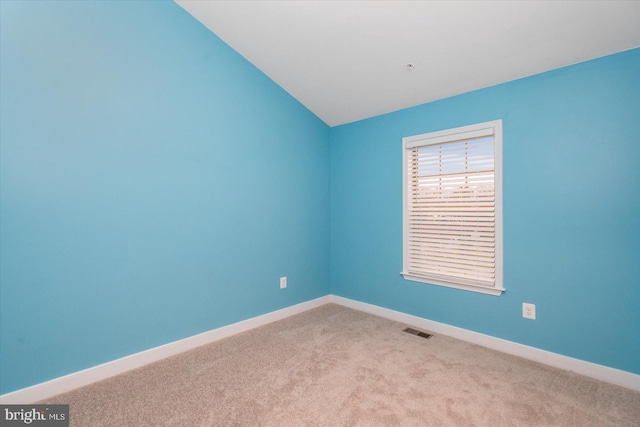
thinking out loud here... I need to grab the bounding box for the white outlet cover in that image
[280,277,287,289]
[522,303,536,320]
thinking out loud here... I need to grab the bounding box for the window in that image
[402,120,503,296]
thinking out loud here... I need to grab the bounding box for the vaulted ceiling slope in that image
[175,1,640,127]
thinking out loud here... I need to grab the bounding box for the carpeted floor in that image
[42,304,640,426]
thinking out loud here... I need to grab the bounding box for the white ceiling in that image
[175,1,640,127]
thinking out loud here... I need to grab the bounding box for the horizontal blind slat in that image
[407,262,495,278]
[406,269,495,288]
[408,264,495,280]
[408,240,496,251]
[409,229,495,238]
[408,251,496,267]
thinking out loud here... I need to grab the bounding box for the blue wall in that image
[330,48,640,375]
[0,1,330,394]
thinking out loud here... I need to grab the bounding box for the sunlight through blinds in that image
[403,121,502,293]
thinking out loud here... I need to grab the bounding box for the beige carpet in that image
[42,304,640,426]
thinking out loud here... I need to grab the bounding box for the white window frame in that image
[401,120,504,296]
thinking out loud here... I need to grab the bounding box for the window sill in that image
[400,272,505,296]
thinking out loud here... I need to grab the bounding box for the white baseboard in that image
[329,295,640,392]
[0,296,331,404]
[3,293,638,403]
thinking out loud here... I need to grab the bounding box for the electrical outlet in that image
[522,303,536,320]
[280,277,287,289]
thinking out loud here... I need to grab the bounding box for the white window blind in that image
[402,120,503,296]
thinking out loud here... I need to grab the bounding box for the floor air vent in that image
[403,327,433,339]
